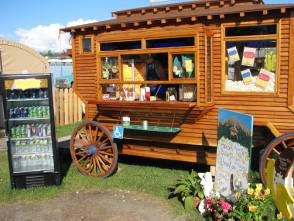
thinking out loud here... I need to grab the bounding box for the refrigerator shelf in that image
[10,136,52,141]
[13,169,54,174]
[8,117,50,121]
[6,98,49,102]
[12,153,53,157]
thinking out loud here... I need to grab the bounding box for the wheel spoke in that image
[88,124,93,142]
[78,130,91,145]
[96,155,110,171]
[96,131,105,144]
[99,144,112,150]
[100,150,114,157]
[281,140,288,149]
[78,154,88,163]
[98,153,112,164]
[94,156,103,174]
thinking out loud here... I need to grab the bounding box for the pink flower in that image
[219,199,232,213]
[205,197,213,210]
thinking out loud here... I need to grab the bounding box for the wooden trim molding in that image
[289,12,294,108]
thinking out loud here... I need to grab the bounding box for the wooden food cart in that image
[61,0,294,182]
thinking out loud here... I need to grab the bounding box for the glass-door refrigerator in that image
[0,73,60,188]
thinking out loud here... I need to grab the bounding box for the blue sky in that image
[1,0,293,52]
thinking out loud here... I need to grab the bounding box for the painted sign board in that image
[113,126,124,139]
[215,109,253,198]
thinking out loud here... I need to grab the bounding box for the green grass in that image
[55,122,81,138]
[0,123,205,220]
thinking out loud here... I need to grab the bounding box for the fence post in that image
[59,89,64,126]
[68,88,74,124]
[64,89,69,125]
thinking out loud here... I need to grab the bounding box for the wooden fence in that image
[54,88,84,126]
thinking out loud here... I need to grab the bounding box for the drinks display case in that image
[0,73,60,189]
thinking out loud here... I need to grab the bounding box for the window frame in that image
[221,22,280,95]
[79,35,94,54]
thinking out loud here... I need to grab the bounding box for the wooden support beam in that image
[161,19,166,24]
[176,17,182,23]
[206,2,210,8]
[240,12,245,17]
[230,0,235,5]
[127,10,131,16]
[219,14,225,19]
[165,6,170,11]
[263,10,268,15]
[191,4,196,9]
[81,28,86,32]
[178,5,183,11]
[141,9,146,14]
[147,20,152,25]
[153,8,158,13]
[70,29,76,33]
[207,15,213,20]
[106,25,111,30]
[93,26,98,31]
[121,23,126,28]
[281,8,286,13]
[134,22,139,27]
[191,16,197,22]
[220,0,225,6]
[112,13,117,18]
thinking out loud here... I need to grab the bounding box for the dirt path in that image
[0,190,187,221]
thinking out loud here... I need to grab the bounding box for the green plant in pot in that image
[168,170,205,211]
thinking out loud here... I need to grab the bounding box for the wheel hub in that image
[87,144,97,155]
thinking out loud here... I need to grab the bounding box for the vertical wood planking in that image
[77,98,83,121]
[59,89,65,126]
[73,91,78,122]
[69,88,74,124]
[64,89,69,125]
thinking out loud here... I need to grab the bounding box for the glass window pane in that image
[225,25,277,37]
[101,57,119,80]
[225,40,276,92]
[146,37,194,48]
[172,54,195,79]
[101,41,141,51]
[82,38,92,53]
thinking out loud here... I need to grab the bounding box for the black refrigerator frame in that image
[0,73,61,189]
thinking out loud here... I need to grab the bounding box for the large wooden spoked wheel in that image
[70,121,118,177]
[259,132,294,186]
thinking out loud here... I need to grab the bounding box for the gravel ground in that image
[0,190,187,221]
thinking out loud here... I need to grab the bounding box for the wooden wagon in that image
[61,0,294,184]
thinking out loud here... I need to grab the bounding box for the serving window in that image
[223,24,278,93]
[97,35,198,104]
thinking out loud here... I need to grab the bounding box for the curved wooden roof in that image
[61,1,294,33]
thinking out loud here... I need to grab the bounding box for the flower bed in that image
[169,171,284,221]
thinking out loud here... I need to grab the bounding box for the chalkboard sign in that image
[215,109,253,198]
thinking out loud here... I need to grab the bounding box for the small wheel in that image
[70,120,118,177]
[259,132,294,186]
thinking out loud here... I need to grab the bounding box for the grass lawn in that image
[0,122,206,220]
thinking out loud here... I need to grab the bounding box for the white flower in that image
[198,199,206,214]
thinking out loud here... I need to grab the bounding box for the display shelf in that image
[12,152,53,157]
[8,117,50,121]
[7,98,49,102]
[94,100,196,108]
[10,136,51,141]
[123,124,181,133]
